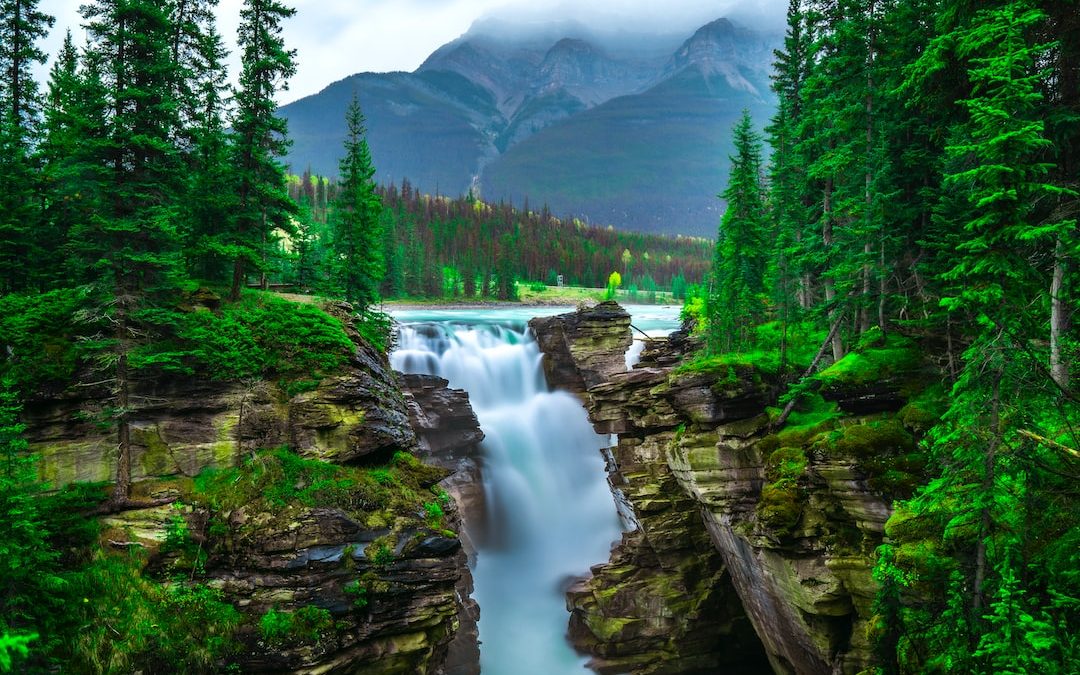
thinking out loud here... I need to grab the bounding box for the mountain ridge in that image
[278,16,780,236]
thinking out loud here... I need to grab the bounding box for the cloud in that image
[36,0,785,103]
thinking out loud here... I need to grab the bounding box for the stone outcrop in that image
[529,301,633,393]
[401,373,485,675]
[534,305,771,673]
[532,303,923,675]
[22,303,485,675]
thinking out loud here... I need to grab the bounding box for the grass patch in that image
[676,321,829,379]
[189,447,448,528]
[67,549,240,672]
[259,606,333,648]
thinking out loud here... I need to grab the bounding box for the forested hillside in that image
[286,175,710,301]
[699,0,1078,671]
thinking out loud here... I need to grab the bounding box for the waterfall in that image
[392,319,623,674]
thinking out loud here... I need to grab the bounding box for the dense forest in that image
[700,0,1078,671]
[284,175,710,300]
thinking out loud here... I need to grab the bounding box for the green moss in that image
[676,352,778,378]
[819,419,925,498]
[585,615,637,642]
[757,446,807,536]
[758,482,803,534]
[766,447,808,482]
[897,384,948,434]
[816,334,922,387]
[188,447,449,534]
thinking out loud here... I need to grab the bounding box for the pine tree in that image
[181,24,234,281]
[708,110,767,353]
[330,94,383,309]
[227,0,297,299]
[39,33,110,288]
[72,0,185,505]
[0,0,53,292]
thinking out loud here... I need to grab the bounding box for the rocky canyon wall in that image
[22,302,484,674]
[532,302,929,675]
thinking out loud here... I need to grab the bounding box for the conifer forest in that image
[0,0,1076,672]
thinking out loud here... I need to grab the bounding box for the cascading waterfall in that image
[391,318,623,674]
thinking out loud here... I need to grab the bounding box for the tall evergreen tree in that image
[0,0,53,292]
[330,94,383,309]
[227,0,297,300]
[708,110,767,353]
[73,0,185,504]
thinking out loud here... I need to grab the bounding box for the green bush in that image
[260,606,333,647]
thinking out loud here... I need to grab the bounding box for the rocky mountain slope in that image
[278,18,779,237]
[530,303,935,674]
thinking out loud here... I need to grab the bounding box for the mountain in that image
[278,17,780,237]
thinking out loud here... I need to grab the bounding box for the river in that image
[389,304,682,674]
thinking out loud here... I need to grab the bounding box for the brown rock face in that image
[23,305,483,675]
[25,337,417,486]
[401,373,485,675]
[529,301,633,394]
[532,304,903,675]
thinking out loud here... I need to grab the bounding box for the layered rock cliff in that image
[22,302,483,674]
[531,303,932,675]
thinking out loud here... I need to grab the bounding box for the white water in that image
[389,306,681,674]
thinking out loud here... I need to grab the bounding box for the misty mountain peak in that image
[667,17,769,96]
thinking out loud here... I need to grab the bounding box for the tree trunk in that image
[230,258,244,301]
[862,0,876,335]
[259,209,269,291]
[1050,236,1069,389]
[823,177,845,361]
[113,282,133,505]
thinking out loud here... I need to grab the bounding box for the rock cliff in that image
[22,303,484,674]
[532,304,931,675]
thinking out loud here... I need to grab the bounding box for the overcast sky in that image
[36,0,785,103]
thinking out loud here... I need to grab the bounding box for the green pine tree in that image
[330,94,384,309]
[708,110,767,353]
[0,0,53,292]
[227,0,297,300]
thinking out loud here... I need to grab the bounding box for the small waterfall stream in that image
[390,306,682,674]
[391,318,621,673]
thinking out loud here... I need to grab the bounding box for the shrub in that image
[259,606,332,647]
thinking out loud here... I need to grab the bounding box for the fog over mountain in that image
[279,13,781,237]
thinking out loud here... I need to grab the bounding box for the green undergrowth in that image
[186,447,449,531]
[259,606,333,648]
[815,329,922,388]
[676,321,829,379]
[0,287,89,391]
[67,550,241,673]
[134,290,355,383]
[0,287,360,395]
